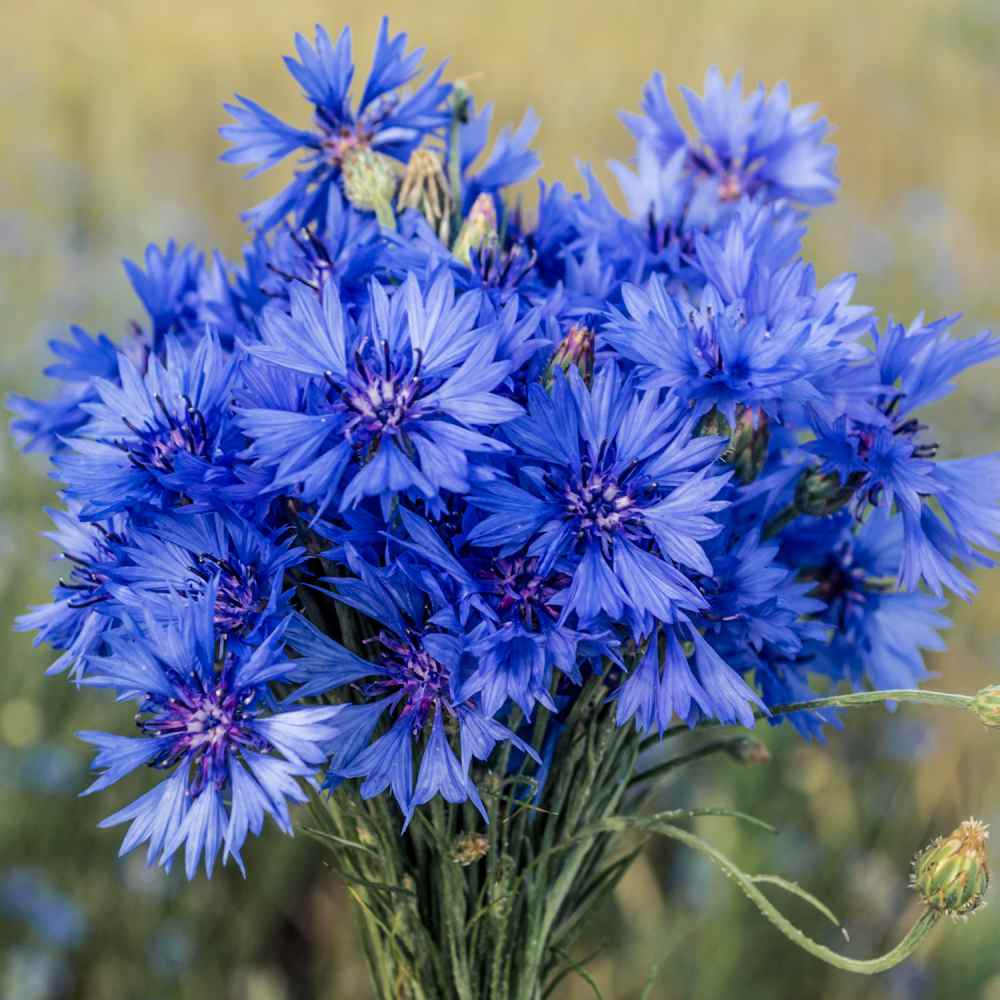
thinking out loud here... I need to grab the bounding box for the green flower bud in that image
[450,832,490,867]
[544,324,595,387]
[912,818,990,919]
[453,193,498,267]
[341,146,398,228]
[397,148,452,242]
[971,685,1000,728]
[695,407,769,484]
[695,408,730,440]
[794,468,865,517]
[728,408,770,484]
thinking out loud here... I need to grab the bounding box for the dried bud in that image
[727,408,770,485]
[545,325,595,386]
[912,819,990,919]
[450,832,490,867]
[794,468,864,517]
[971,685,1000,728]
[397,148,453,242]
[453,193,498,267]
[726,736,771,765]
[341,146,398,226]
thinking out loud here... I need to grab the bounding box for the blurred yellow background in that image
[2,2,1000,998]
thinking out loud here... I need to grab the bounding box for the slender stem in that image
[628,737,748,788]
[653,821,941,975]
[643,688,976,752]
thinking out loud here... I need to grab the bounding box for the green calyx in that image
[912,819,991,919]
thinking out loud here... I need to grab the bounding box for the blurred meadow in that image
[2,1,1000,997]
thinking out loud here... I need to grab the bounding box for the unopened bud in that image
[912,818,990,919]
[794,468,864,517]
[341,146,398,227]
[727,408,770,485]
[971,686,1000,728]
[450,832,490,867]
[545,325,595,386]
[450,80,473,125]
[453,193,498,267]
[695,408,730,440]
[398,148,453,243]
[726,736,771,766]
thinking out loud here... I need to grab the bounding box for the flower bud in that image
[971,685,1000,728]
[794,468,864,517]
[453,193,498,267]
[695,408,730,440]
[545,325,595,386]
[341,146,398,226]
[397,148,453,242]
[912,818,990,919]
[727,408,770,485]
[450,832,490,867]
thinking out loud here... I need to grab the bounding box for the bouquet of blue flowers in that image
[11,18,999,998]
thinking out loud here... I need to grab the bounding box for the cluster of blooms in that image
[11,20,1000,877]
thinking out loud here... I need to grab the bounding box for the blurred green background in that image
[2,2,1000,997]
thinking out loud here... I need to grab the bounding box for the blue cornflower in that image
[802,315,1000,596]
[466,364,729,631]
[8,326,126,455]
[617,69,837,228]
[221,19,451,231]
[109,512,304,644]
[614,622,765,734]
[54,333,241,519]
[16,506,131,680]
[604,215,868,424]
[390,505,615,718]
[238,270,524,511]
[125,242,205,348]
[79,596,342,877]
[782,507,950,692]
[285,554,534,821]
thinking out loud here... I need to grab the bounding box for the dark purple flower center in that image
[139,672,267,795]
[562,467,641,546]
[334,342,438,450]
[367,631,450,732]
[58,524,124,610]
[193,554,267,636]
[119,394,211,473]
[483,556,568,625]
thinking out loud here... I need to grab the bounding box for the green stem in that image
[628,737,748,788]
[651,821,941,974]
[448,92,466,238]
[644,688,975,751]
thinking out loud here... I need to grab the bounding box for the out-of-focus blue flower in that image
[221,18,451,230]
[79,596,341,878]
[8,326,124,455]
